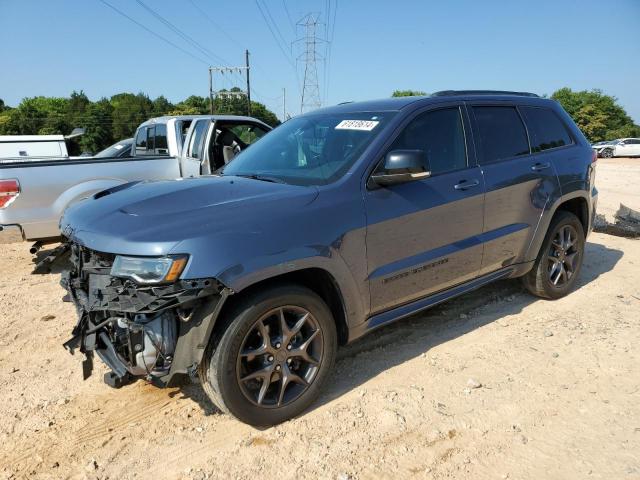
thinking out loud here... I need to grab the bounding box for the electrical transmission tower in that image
[295,13,325,114]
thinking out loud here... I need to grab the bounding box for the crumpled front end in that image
[61,241,231,388]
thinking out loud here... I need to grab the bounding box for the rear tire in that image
[522,211,585,299]
[199,284,337,426]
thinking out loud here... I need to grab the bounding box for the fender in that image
[222,246,367,329]
[524,189,591,261]
[168,184,371,330]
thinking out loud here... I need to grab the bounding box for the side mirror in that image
[370,150,430,186]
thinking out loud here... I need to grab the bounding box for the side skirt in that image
[348,267,515,342]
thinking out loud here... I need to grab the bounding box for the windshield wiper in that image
[233,174,287,184]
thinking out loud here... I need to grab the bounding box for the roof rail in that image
[432,90,539,98]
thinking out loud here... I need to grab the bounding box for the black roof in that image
[432,90,539,98]
[314,90,546,115]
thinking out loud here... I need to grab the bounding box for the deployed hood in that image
[61,176,319,256]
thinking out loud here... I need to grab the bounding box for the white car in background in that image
[594,138,640,158]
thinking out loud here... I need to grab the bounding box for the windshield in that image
[221,111,396,186]
[94,140,132,158]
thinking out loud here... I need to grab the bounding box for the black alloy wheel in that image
[522,210,585,299]
[199,284,337,426]
[547,224,580,287]
[237,306,323,407]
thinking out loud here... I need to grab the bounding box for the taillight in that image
[591,150,598,163]
[0,179,20,208]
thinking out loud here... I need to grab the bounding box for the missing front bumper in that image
[61,242,232,387]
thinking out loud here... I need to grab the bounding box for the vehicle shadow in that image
[311,240,624,416]
[30,244,71,274]
[177,241,624,421]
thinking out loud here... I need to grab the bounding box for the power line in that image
[186,0,246,52]
[134,0,230,65]
[260,0,290,53]
[96,0,209,65]
[186,0,276,83]
[282,0,296,34]
[324,0,338,105]
[254,0,295,69]
[323,0,331,105]
[254,0,302,100]
[184,0,300,109]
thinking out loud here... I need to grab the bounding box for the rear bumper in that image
[0,224,24,243]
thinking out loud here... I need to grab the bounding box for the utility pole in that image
[282,87,286,121]
[209,68,214,114]
[208,65,250,115]
[245,49,251,116]
[295,13,324,114]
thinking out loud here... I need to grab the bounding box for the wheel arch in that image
[214,267,350,346]
[525,191,590,263]
[554,196,589,234]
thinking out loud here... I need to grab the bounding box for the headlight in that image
[110,255,188,284]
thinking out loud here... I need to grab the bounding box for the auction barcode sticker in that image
[335,120,379,131]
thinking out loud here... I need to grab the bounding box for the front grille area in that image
[61,241,228,384]
[61,242,224,315]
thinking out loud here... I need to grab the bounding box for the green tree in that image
[247,101,279,127]
[19,96,71,135]
[0,90,281,146]
[551,88,639,142]
[110,92,153,140]
[78,99,114,154]
[211,88,280,127]
[152,95,174,116]
[573,104,609,142]
[391,90,427,97]
[67,90,90,123]
[171,95,209,115]
[0,109,23,135]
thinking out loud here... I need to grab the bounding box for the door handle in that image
[454,179,480,191]
[531,162,551,171]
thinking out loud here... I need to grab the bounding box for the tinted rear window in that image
[155,124,168,154]
[520,106,572,152]
[135,127,150,155]
[473,106,529,164]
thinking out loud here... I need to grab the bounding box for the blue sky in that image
[1,0,639,121]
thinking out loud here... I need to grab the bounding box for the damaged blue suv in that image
[60,91,598,426]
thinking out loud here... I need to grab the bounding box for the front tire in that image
[602,148,614,158]
[199,284,337,426]
[522,211,585,299]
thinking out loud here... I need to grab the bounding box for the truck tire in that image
[522,210,585,299]
[199,284,337,426]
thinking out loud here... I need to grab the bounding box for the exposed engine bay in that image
[61,242,230,388]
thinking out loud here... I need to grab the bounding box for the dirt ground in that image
[1,158,639,480]
[595,157,640,222]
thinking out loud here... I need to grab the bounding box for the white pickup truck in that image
[0,115,271,246]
